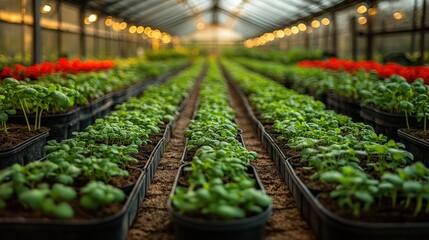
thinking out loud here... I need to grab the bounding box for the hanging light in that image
[393,11,403,20]
[137,26,144,34]
[41,4,52,14]
[357,5,367,14]
[284,28,292,36]
[119,21,127,30]
[358,16,367,25]
[88,14,98,23]
[197,22,205,30]
[291,26,299,34]
[321,18,330,25]
[298,23,307,31]
[311,20,320,28]
[275,30,285,38]
[105,16,113,26]
[368,8,378,16]
[129,25,137,33]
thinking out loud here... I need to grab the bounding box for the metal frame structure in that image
[0,0,425,64]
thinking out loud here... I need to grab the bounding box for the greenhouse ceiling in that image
[78,0,351,38]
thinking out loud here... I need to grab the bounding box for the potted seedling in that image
[0,78,50,168]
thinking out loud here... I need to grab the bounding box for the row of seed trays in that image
[0,58,190,169]
[0,61,204,240]
[222,58,429,240]
[233,57,429,165]
[168,60,272,240]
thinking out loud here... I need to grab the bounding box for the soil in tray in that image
[402,128,429,142]
[318,192,429,223]
[0,124,49,149]
[133,130,164,165]
[289,158,337,192]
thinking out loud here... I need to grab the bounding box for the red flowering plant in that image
[298,58,429,84]
[0,58,115,81]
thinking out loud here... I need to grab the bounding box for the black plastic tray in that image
[398,129,429,166]
[8,107,81,141]
[373,107,418,140]
[0,129,49,169]
[0,168,145,240]
[168,164,272,240]
[284,156,429,240]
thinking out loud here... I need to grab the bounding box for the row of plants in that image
[0,58,115,80]
[170,60,271,240]
[0,60,203,221]
[222,58,429,223]
[224,48,323,65]
[0,58,189,145]
[298,58,429,84]
[234,57,429,162]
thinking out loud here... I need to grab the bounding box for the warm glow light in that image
[284,28,292,36]
[321,18,330,25]
[358,16,367,25]
[41,4,52,13]
[357,5,367,14]
[113,22,121,31]
[162,34,171,44]
[311,20,320,28]
[119,21,127,29]
[291,26,299,34]
[129,25,137,33]
[88,14,97,23]
[144,27,152,34]
[368,8,377,16]
[137,26,144,34]
[393,11,403,20]
[84,17,91,25]
[152,29,161,39]
[275,30,285,38]
[105,17,113,26]
[266,33,275,41]
[298,23,307,31]
[197,22,205,30]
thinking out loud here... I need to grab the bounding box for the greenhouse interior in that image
[1,0,429,239]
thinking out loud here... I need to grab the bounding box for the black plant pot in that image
[398,129,429,166]
[326,92,338,111]
[373,108,418,140]
[8,108,80,141]
[360,103,375,128]
[168,164,272,240]
[0,129,49,169]
[336,95,362,122]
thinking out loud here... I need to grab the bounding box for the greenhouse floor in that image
[126,78,315,240]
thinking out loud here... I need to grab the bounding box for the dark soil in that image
[227,80,315,240]
[402,128,429,142]
[288,158,337,192]
[0,124,49,149]
[318,192,429,223]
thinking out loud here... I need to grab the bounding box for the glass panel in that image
[41,0,58,29]
[60,2,79,33]
[61,32,79,58]
[0,0,22,23]
[0,22,24,63]
[42,29,58,61]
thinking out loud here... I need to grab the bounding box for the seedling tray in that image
[8,107,81,141]
[0,170,145,240]
[398,129,429,166]
[168,164,272,240]
[0,129,49,169]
